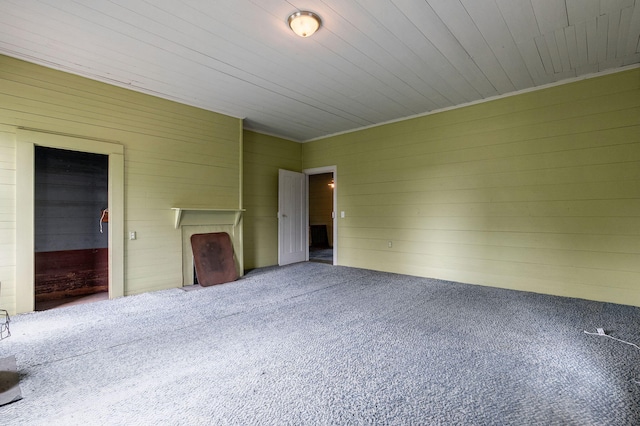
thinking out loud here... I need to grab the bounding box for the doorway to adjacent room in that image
[305,166,337,265]
[308,172,334,264]
[34,147,109,310]
[277,166,337,266]
[16,129,124,314]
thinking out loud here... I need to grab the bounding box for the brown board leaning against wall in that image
[190,232,238,287]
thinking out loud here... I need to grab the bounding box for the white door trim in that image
[16,129,124,313]
[303,165,337,265]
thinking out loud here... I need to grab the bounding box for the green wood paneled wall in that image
[303,68,640,306]
[1,53,637,311]
[243,131,301,269]
[0,128,15,311]
[0,55,241,312]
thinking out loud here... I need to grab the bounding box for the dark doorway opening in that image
[34,147,109,310]
[308,172,334,264]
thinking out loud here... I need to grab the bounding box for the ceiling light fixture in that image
[288,11,322,37]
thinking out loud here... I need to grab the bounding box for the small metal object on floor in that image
[0,310,21,407]
[0,309,9,340]
[0,355,22,406]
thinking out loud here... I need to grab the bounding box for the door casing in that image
[304,166,337,265]
[16,129,124,313]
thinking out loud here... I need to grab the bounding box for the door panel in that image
[278,169,307,265]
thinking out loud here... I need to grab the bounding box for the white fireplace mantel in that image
[171,207,245,229]
[173,207,246,284]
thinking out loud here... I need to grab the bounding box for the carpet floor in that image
[0,262,639,425]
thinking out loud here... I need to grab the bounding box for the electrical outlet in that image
[597,328,605,335]
[129,231,137,240]
[388,241,393,248]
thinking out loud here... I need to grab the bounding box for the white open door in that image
[278,169,307,265]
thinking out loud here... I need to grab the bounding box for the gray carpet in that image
[0,262,639,425]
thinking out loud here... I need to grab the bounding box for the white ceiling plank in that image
[428,0,519,94]
[531,0,569,34]
[458,0,534,90]
[624,53,640,65]
[564,25,580,69]
[341,15,460,106]
[516,39,554,85]
[607,10,621,60]
[314,32,438,116]
[390,0,501,97]
[586,18,599,64]
[69,2,283,89]
[617,6,633,58]
[599,56,626,70]
[566,0,600,25]
[575,63,599,74]
[544,33,564,73]
[534,35,555,74]
[555,28,572,72]
[550,68,578,82]
[574,21,589,67]
[600,0,635,15]
[597,14,610,63]
[495,0,540,43]
[625,2,640,55]
[312,5,452,113]
[327,0,473,107]
[494,0,554,86]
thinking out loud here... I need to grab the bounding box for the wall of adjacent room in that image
[243,131,301,270]
[0,55,242,313]
[308,173,334,248]
[303,68,640,307]
[34,147,109,303]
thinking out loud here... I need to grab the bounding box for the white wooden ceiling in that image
[1,0,639,142]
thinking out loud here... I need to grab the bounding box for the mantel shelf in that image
[172,208,245,229]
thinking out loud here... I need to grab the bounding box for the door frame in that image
[303,166,337,265]
[16,129,124,313]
